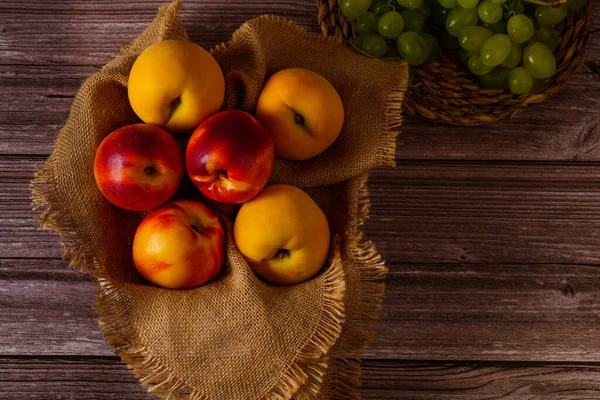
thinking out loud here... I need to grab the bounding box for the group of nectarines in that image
[93,40,344,289]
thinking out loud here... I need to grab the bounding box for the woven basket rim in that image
[317,0,594,126]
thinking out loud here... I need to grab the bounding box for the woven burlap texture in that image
[30,1,408,399]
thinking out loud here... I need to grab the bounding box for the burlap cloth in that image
[30,2,407,399]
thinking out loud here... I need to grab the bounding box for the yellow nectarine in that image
[233,185,330,285]
[255,68,344,160]
[128,40,225,133]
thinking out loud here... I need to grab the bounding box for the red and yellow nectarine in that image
[94,123,184,211]
[186,110,274,204]
[132,200,224,289]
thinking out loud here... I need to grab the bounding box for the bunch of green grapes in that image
[340,0,587,94]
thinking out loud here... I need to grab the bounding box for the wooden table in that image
[2,1,599,398]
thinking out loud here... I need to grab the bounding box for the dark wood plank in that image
[360,361,600,399]
[3,257,600,361]
[10,156,600,264]
[0,259,105,356]
[366,162,600,265]
[1,156,63,259]
[0,1,598,157]
[0,0,319,155]
[372,262,600,360]
[0,0,320,63]
[398,73,600,162]
[0,356,154,400]
[2,356,600,399]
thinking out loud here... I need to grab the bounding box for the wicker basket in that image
[317,0,594,126]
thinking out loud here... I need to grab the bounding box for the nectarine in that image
[255,68,344,160]
[233,185,330,285]
[93,123,184,211]
[133,200,224,289]
[186,110,274,204]
[128,40,225,133]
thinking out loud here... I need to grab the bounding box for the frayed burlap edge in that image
[311,41,403,398]
[210,13,404,170]
[295,89,402,399]
[29,139,397,400]
[30,4,405,399]
[29,95,401,400]
[31,149,346,400]
[94,246,346,400]
[31,155,96,275]
[317,174,390,400]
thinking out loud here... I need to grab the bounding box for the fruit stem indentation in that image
[144,166,155,175]
[218,169,228,180]
[275,249,290,259]
[294,113,304,125]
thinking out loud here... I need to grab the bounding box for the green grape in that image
[507,14,534,44]
[509,66,533,94]
[440,29,462,50]
[446,7,480,37]
[458,0,479,8]
[378,11,405,39]
[535,5,568,27]
[523,42,556,79]
[459,48,474,65]
[398,0,424,9]
[397,31,430,65]
[418,4,432,17]
[468,53,495,75]
[431,6,452,26]
[422,32,440,63]
[533,27,559,51]
[372,0,390,16]
[385,43,401,58]
[402,9,425,32]
[481,20,506,34]
[354,32,369,49]
[480,34,512,66]
[501,41,522,68]
[531,78,546,93]
[479,66,510,89]
[491,0,506,3]
[568,0,587,9]
[459,25,493,52]
[362,34,387,57]
[477,0,502,24]
[439,0,459,8]
[339,0,372,20]
[357,12,379,34]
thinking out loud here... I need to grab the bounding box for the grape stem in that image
[522,0,567,6]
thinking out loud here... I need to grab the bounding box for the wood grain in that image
[366,162,600,264]
[0,2,598,158]
[359,361,600,399]
[9,156,600,264]
[3,257,600,361]
[2,357,600,400]
[3,0,600,397]
[0,0,318,156]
